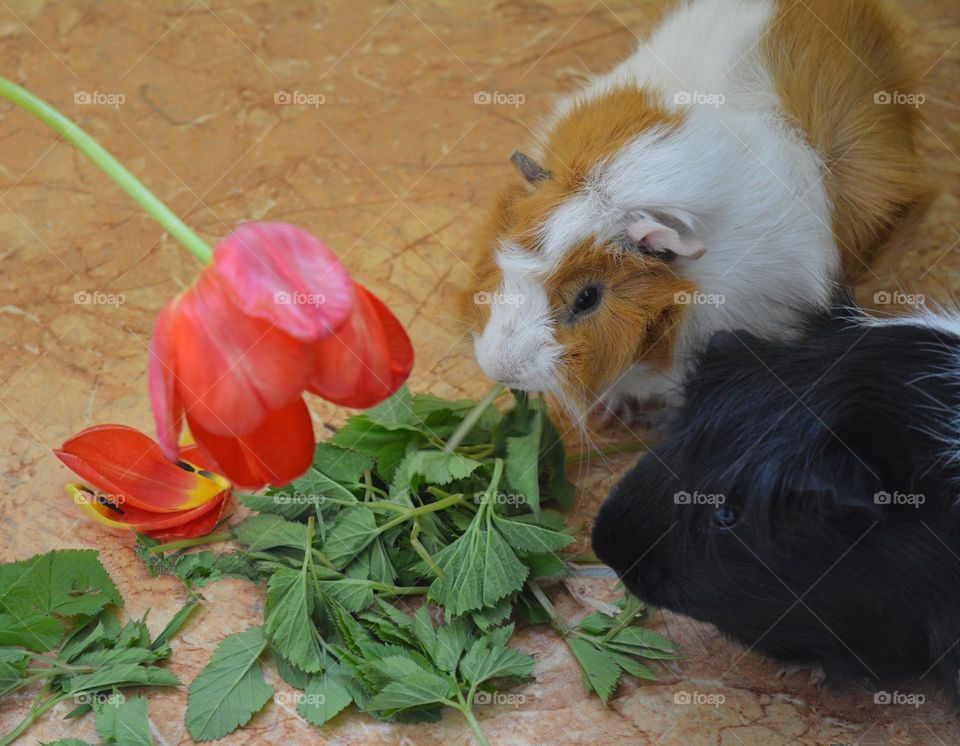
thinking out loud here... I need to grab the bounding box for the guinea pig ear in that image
[626,213,705,260]
[510,151,552,184]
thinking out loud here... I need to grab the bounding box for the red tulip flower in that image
[149,222,412,488]
[2,78,414,535]
[56,425,231,540]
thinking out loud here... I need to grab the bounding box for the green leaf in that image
[505,406,542,511]
[405,451,483,486]
[607,627,678,653]
[438,524,529,616]
[321,508,379,569]
[365,656,452,711]
[232,515,308,552]
[0,648,29,696]
[539,406,574,509]
[94,693,153,746]
[317,579,375,613]
[0,550,121,651]
[186,626,274,742]
[297,667,354,726]
[313,442,374,483]
[566,638,621,703]
[459,628,534,687]
[432,619,474,673]
[365,385,415,429]
[64,663,180,694]
[493,516,574,555]
[272,647,312,690]
[264,569,324,673]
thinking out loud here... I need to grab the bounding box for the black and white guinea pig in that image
[592,301,960,697]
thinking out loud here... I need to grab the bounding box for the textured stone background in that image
[0,1,957,744]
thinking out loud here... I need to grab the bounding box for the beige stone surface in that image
[0,1,957,744]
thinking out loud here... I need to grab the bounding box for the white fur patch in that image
[473,242,562,391]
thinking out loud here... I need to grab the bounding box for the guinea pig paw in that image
[776,663,827,689]
[589,393,672,434]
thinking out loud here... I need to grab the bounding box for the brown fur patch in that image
[546,241,695,410]
[763,0,933,281]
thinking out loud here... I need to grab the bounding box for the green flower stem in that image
[0,77,213,263]
[445,384,506,452]
[454,694,492,746]
[148,532,232,553]
[0,690,69,746]
[571,441,650,463]
[526,579,572,636]
[375,492,467,535]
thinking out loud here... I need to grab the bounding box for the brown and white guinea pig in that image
[592,299,960,697]
[459,0,929,423]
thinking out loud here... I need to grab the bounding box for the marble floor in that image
[0,1,957,744]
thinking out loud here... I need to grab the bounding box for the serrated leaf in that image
[432,619,474,673]
[321,508,379,569]
[459,630,534,687]
[505,406,542,511]
[405,451,483,486]
[0,550,121,651]
[186,627,274,741]
[232,515,308,552]
[94,693,152,746]
[297,667,354,726]
[566,638,621,703]
[264,569,324,673]
[365,385,415,429]
[428,526,528,616]
[312,442,374,483]
[365,656,452,711]
[493,516,574,555]
[607,627,678,653]
[317,579,375,613]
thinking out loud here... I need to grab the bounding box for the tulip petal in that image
[66,482,227,533]
[148,298,184,461]
[55,425,229,513]
[185,397,314,488]
[213,222,355,342]
[145,493,230,541]
[170,271,314,437]
[307,283,414,408]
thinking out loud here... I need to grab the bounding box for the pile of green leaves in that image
[145,386,680,744]
[0,549,189,745]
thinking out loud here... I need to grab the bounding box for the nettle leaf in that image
[232,515,308,552]
[312,442,374,484]
[264,568,325,673]
[365,385,416,429]
[494,516,574,555]
[318,579,375,613]
[0,550,121,651]
[459,627,534,687]
[566,637,621,703]
[94,693,153,746]
[298,666,354,726]
[406,451,483,486]
[412,392,476,421]
[364,656,452,712]
[0,648,30,697]
[186,626,274,742]
[428,526,528,616]
[505,406,542,511]
[321,507,379,569]
[329,417,421,461]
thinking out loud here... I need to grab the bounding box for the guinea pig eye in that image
[710,506,739,530]
[572,285,601,315]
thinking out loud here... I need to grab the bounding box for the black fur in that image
[592,302,960,697]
